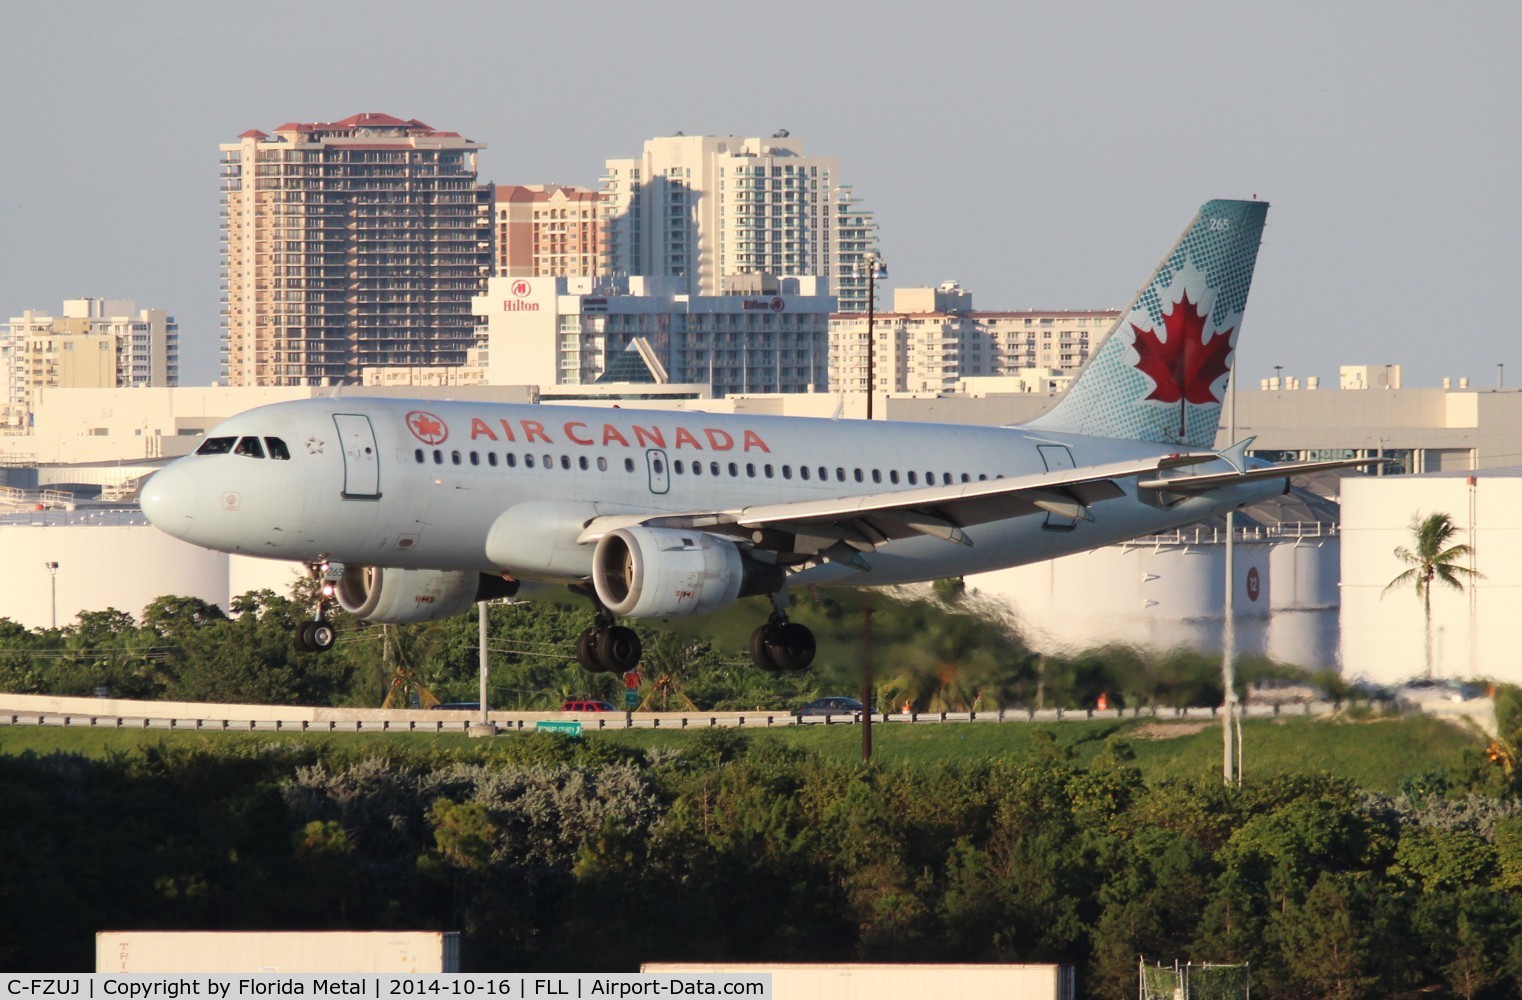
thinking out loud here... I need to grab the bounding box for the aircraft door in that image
[333,414,382,499]
[1037,444,1076,530]
[645,448,670,495]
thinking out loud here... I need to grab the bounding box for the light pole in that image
[860,252,887,420]
[44,561,59,630]
[1272,364,1283,390]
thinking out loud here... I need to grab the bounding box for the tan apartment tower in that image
[220,114,493,386]
[495,185,605,278]
[600,133,876,312]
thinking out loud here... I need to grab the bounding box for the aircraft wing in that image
[578,453,1220,564]
[1135,456,1381,496]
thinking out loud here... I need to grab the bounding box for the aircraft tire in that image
[294,622,316,652]
[749,625,781,671]
[575,627,605,672]
[767,622,816,672]
[310,619,336,652]
[597,626,642,673]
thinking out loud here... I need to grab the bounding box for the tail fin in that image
[1026,199,1269,448]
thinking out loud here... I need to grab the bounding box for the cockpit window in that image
[196,436,237,456]
[233,436,265,459]
[265,437,291,460]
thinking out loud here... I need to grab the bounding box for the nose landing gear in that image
[295,559,340,653]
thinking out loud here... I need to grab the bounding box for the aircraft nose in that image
[141,465,198,539]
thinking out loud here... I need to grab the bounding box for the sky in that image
[4,1,1519,390]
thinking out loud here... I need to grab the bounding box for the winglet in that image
[1218,436,1256,475]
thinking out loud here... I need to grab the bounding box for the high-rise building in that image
[2,299,178,425]
[220,113,493,386]
[600,134,879,312]
[473,273,833,396]
[494,184,605,278]
[828,283,1117,395]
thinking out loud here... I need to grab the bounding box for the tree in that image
[1382,512,1482,678]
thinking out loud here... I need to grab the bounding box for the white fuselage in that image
[142,397,1280,590]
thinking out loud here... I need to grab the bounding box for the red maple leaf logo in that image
[406,410,448,445]
[1130,291,1234,405]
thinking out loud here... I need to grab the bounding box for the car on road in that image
[1245,677,1327,706]
[560,699,619,712]
[1395,678,1485,706]
[794,696,864,717]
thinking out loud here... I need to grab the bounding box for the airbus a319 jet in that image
[143,198,1359,674]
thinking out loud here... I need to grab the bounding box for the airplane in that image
[141,198,1365,674]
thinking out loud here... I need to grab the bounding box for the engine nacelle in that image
[592,527,782,619]
[336,566,518,624]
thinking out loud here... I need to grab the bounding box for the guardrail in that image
[0,692,1369,735]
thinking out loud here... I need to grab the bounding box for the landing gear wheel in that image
[576,627,605,672]
[767,622,816,672]
[597,626,642,674]
[295,622,316,652]
[750,625,782,671]
[309,619,336,652]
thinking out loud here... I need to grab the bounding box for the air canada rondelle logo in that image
[406,410,449,445]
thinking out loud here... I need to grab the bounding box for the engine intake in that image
[593,527,782,619]
[336,566,519,624]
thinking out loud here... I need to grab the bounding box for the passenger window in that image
[578,456,589,470]
[414,448,425,464]
[960,473,970,483]
[597,457,608,471]
[693,461,703,476]
[433,450,443,464]
[782,465,793,480]
[561,455,571,470]
[800,466,810,481]
[854,469,864,483]
[943,473,952,485]
[764,464,774,478]
[746,463,756,478]
[265,438,291,460]
[624,458,635,472]
[506,453,517,468]
[728,462,738,477]
[978,473,988,481]
[674,460,684,474]
[710,462,720,476]
[469,452,480,466]
[195,436,236,456]
[907,471,918,485]
[653,458,665,474]
[525,454,536,468]
[451,450,461,465]
[818,466,827,481]
[890,470,900,485]
[234,437,265,459]
[836,468,845,482]
[488,453,498,467]
[872,470,882,484]
[543,454,552,469]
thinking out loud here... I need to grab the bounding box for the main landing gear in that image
[295,559,339,654]
[748,596,816,672]
[569,585,642,674]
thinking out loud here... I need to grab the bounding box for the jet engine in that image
[593,527,783,619]
[336,566,519,625]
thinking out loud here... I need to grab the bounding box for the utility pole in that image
[861,605,874,762]
[44,562,59,630]
[478,601,490,728]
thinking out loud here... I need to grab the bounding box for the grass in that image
[0,711,1484,794]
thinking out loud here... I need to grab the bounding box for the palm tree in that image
[1382,511,1482,678]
